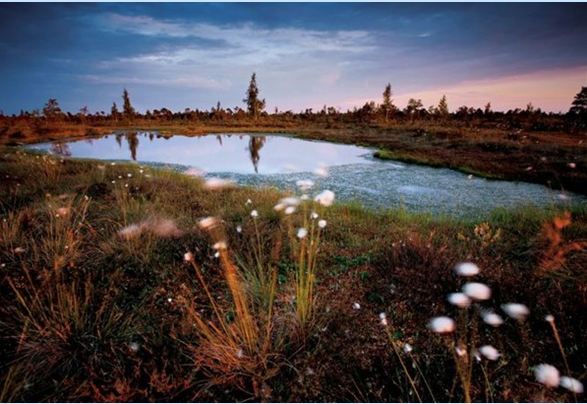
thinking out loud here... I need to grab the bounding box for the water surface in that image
[30,132,584,217]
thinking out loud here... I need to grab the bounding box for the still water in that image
[30,132,584,216]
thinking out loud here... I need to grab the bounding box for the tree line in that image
[1,74,586,132]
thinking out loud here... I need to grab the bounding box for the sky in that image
[0,3,586,114]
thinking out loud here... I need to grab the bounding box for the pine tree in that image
[569,86,587,115]
[382,83,394,121]
[111,102,119,120]
[437,95,449,117]
[122,89,135,119]
[243,73,266,120]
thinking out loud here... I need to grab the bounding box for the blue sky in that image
[0,3,586,114]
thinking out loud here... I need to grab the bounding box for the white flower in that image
[482,311,504,327]
[213,241,227,250]
[296,179,314,191]
[214,251,220,258]
[379,312,387,325]
[273,203,285,211]
[198,216,219,230]
[301,194,309,200]
[560,376,584,393]
[404,343,413,353]
[352,302,361,310]
[534,364,560,388]
[501,303,529,321]
[245,198,252,205]
[454,262,480,277]
[428,316,456,334]
[56,207,70,217]
[447,292,471,308]
[285,206,296,215]
[318,219,327,229]
[203,177,235,190]
[314,165,329,177]
[315,190,335,207]
[13,247,26,254]
[185,167,204,177]
[184,252,194,262]
[118,223,144,240]
[479,345,500,361]
[311,212,319,219]
[236,225,242,233]
[455,345,467,357]
[250,210,258,218]
[568,162,576,169]
[127,173,132,178]
[279,196,301,207]
[297,228,308,239]
[544,314,554,323]
[462,282,491,301]
[129,342,140,352]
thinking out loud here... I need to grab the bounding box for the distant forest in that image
[1,74,586,133]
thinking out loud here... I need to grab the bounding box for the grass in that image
[0,146,586,401]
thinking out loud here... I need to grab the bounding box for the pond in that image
[30,132,584,217]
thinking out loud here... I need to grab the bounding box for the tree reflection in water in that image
[50,142,71,157]
[126,132,139,161]
[248,135,266,173]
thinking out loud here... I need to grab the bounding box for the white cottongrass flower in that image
[404,343,413,353]
[236,225,242,233]
[203,177,235,190]
[280,197,301,207]
[245,198,252,205]
[560,376,584,393]
[462,282,491,301]
[479,345,500,361]
[568,162,576,169]
[482,311,504,327]
[13,247,26,254]
[250,210,258,218]
[428,316,456,334]
[534,364,560,388]
[447,292,471,308]
[118,223,144,240]
[285,206,296,215]
[352,302,361,310]
[501,303,529,321]
[379,312,387,326]
[301,194,309,200]
[455,345,467,357]
[318,219,327,229]
[149,218,183,238]
[297,228,308,239]
[273,203,285,211]
[545,314,554,323]
[454,262,480,277]
[296,179,314,191]
[311,212,319,219]
[129,342,140,352]
[184,252,194,262]
[314,165,329,177]
[213,241,227,250]
[315,190,335,207]
[185,167,204,177]
[127,173,132,178]
[214,251,220,258]
[198,216,219,231]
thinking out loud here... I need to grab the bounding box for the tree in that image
[484,102,492,115]
[111,102,120,121]
[437,95,449,118]
[569,86,587,115]
[381,83,394,121]
[122,89,135,119]
[42,98,63,120]
[243,73,266,120]
[405,98,424,120]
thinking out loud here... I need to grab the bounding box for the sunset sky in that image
[1,3,586,114]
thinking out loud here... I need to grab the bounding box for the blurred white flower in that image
[428,316,456,334]
[236,225,242,233]
[454,262,480,277]
[273,203,285,211]
[501,303,529,321]
[213,241,227,250]
[296,179,314,191]
[455,345,467,357]
[127,173,132,178]
[352,302,361,310]
[280,197,301,207]
[560,376,584,393]
[118,223,144,240]
[534,364,560,388]
[245,198,252,205]
[318,219,327,229]
[404,343,413,353]
[568,162,576,169]
[214,251,220,258]
[301,194,309,200]
[285,206,296,215]
[462,282,491,301]
[379,312,387,325]
[447,292,471,308]
[203,177,235,190]
[56,207,70,217]
[129,342,140,352]
[544,314,554,323]
[479,345,500,361]
[198,216,219,230]
[149,218,183,238]
[13,247,26,254]
[184,252,194,262]
[311,212,319,220]
[250,210,258,218]
[482,311,504,327]
[297,228,308,239]
[314,165,329,177]
[315,190,335,207]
